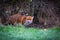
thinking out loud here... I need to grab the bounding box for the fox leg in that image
[14,22,17,25]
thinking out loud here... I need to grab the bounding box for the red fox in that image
[7,14,34,26]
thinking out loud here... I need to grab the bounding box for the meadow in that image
[0,24,60,40]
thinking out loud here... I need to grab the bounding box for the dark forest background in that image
[0,0,60,28]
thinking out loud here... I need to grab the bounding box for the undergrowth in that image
[0,24,60,40]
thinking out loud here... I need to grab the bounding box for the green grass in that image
[0,25,60,40]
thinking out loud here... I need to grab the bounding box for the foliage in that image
[29,0,32,2]
[0,25,60,40]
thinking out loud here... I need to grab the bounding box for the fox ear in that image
[32,16,34,19]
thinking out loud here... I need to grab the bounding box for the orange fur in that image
[7,14,33,25]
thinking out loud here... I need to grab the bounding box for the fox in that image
[7,14,34,26]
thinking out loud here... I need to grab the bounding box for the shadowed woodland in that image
[0,0,60,28]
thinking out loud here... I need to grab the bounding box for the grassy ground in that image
[0,24,60,40]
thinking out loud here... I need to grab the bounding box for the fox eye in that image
[26,18,31,20]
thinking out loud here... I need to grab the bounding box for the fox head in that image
[24,16,34,26]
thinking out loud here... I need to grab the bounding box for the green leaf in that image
[29,0,32,2]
